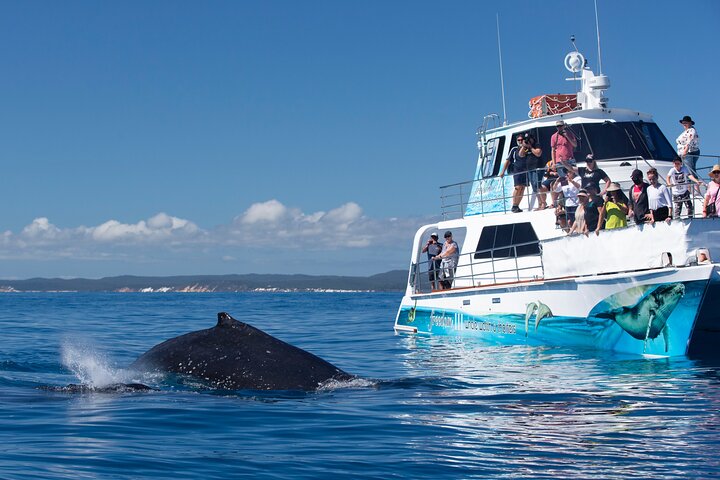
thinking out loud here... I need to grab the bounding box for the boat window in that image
[474,222,540,259]
[534,121,675,162]
[489,135,506,177]
[480,137,502,178]
[634,122,676,160]
[583,122,646,160]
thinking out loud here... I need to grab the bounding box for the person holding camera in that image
[500,133,539,213]
[523,133,545,209]
[551,120,577,178]
[539,160,560,209]
[421,232,443,290]
[596,183,629,232]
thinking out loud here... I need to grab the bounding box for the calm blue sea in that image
[1,292,719,479]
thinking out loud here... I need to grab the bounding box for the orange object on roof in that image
[529,94,577,118]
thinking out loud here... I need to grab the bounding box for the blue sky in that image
[0,0,718,279]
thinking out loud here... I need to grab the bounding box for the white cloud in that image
[229,200,376,248]
[21,217,62,239]
[240,199,288,224]
[85,213,199,242]
[147,212,195,231]
[0,201,431,276]
[324,202,362,224]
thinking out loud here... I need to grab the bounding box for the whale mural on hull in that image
[589,283,685,351]
[395,280,705,356]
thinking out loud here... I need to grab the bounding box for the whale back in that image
[130,312,351,390]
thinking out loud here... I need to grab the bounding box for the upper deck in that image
[404,46,720,296]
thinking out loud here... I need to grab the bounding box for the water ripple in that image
[0,292,718,479]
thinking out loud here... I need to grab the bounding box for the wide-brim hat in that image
[679,115,695,125]
[710,164,720,175]
[607,183,621,192]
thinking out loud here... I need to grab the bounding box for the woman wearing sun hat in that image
[677,115,700,179]
[596,182,629,232]
[703,165,720,218]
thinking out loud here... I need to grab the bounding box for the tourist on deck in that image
[540,160,560,209]
[676,115,701,180]
[667,156,704,219]
[703,164,720,218]
[421,232,443,290]
[646,167,672,224]
[578,154,611,195]
[551,120,577,178]
[598,183,629,231]
[522,133,545,210]
[553,170,580,229]
[569,190,589,235]
[499,134,530,213]
[628,169,651,224]
[433,231,459,290]
[585,184,605,233]
[698,250,711,264]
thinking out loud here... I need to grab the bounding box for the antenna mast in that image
[594,0,603,74]
[496,14,507,126]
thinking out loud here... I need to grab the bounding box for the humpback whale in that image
[129,312,352,391]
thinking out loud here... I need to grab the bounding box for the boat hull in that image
[395,265,718,356]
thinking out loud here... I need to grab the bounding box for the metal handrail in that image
[413,239,544,294]
[440,159,717,220]
[440,166,551,220]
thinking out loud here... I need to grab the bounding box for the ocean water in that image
[1,292,719,479]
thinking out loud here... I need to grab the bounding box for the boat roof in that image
[484,107,656,138]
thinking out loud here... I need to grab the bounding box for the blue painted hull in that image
[396,276,717,357]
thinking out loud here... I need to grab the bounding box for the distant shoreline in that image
[0,270,408,293]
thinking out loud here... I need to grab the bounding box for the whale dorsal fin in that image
[217,312,237,328]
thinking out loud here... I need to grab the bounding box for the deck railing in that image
[440,158,716,222]
[411,239,544,294]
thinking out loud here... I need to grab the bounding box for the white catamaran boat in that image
[394,46,720,357]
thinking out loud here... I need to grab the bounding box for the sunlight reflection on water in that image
[0,292,718,479]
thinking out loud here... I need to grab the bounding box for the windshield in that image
[531,121,676,163]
